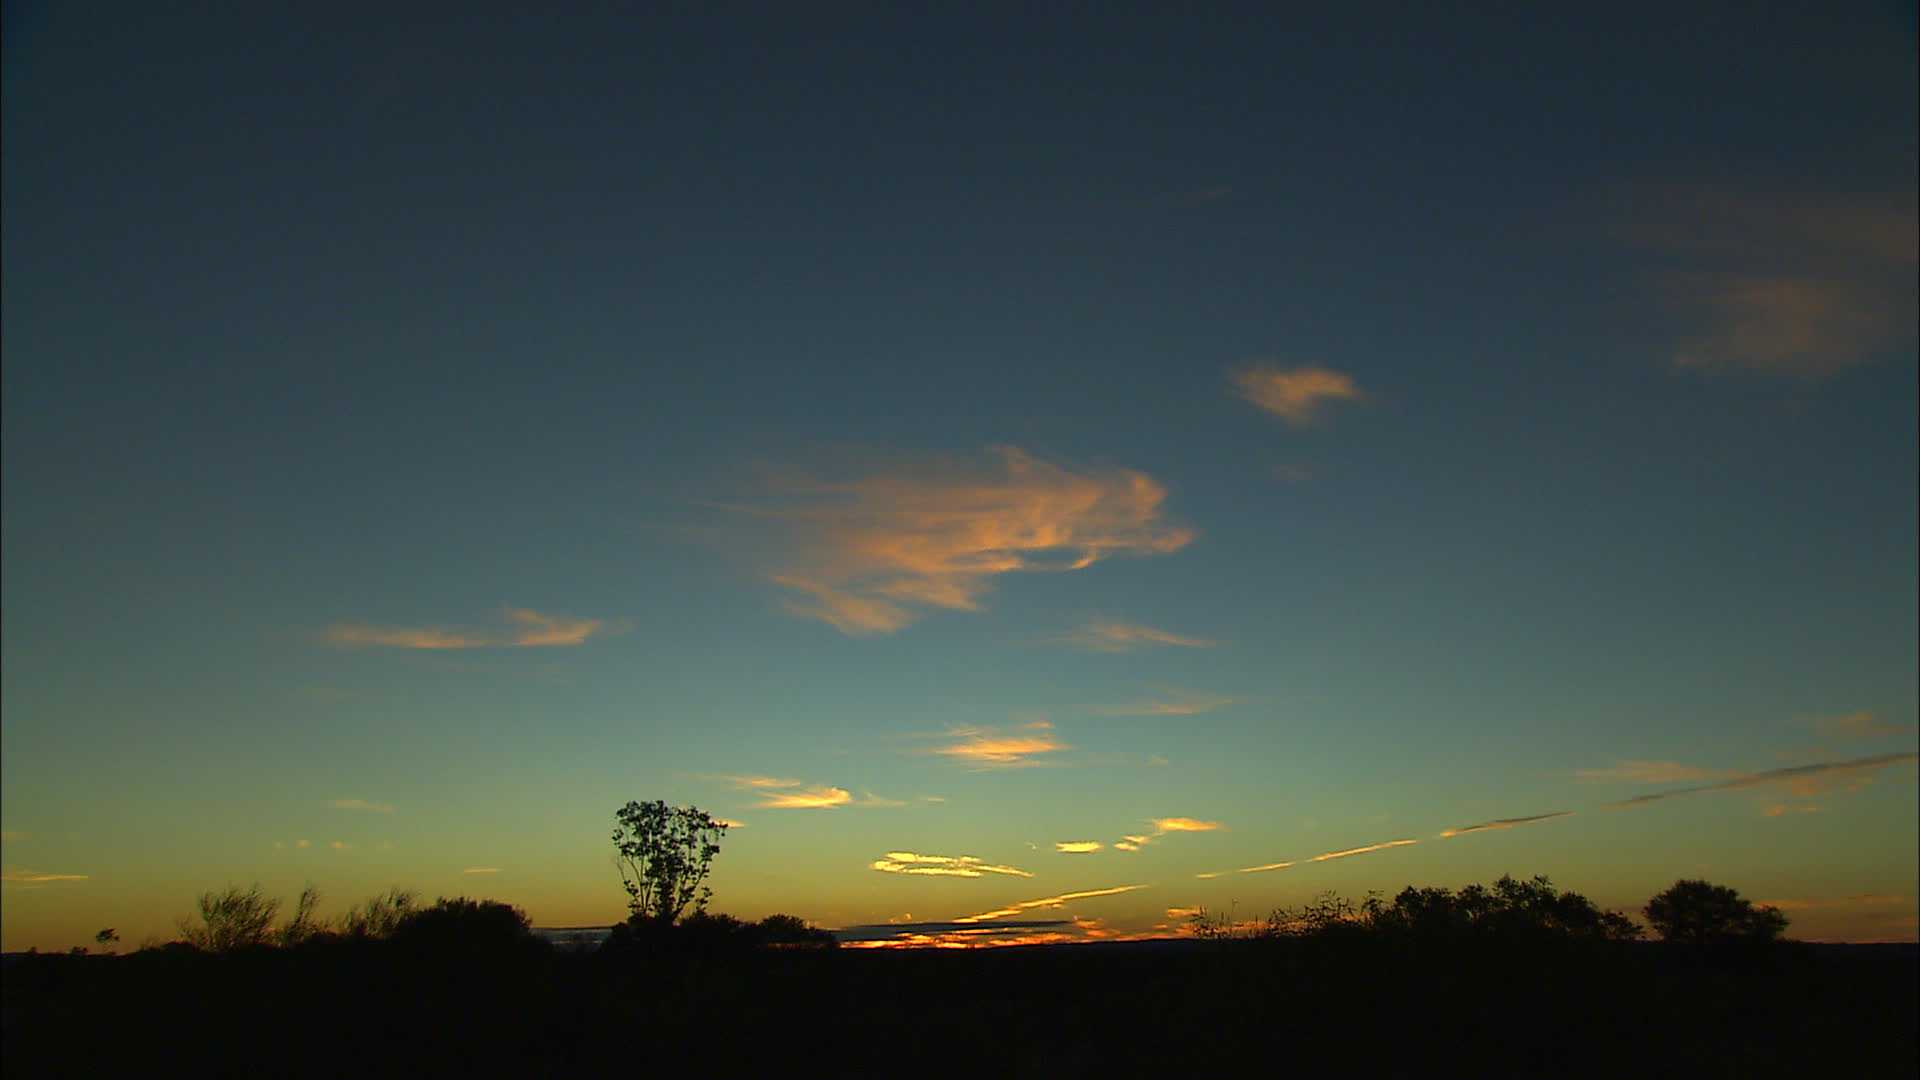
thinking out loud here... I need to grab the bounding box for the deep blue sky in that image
[4,3,1915,949]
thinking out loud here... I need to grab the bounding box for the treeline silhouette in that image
[4,876,1912,1077]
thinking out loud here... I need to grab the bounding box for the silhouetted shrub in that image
[757,913,837,948]
[1645,879,1789,945]
[178,884,280,952]
[390,897,538,955]
[337,887,419,939]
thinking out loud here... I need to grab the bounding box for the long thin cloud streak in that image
[871,852,1033,878]
[1,869,90,883]
[1220,838,1417,877]
[953,885,1145,924]
[325,608,615,649]
[1440,811,1573,838]
[1609,752,1918,808]
[747,446,1194,634]
[1576,761,1722,784]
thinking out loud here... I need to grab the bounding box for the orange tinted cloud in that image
[748,446,1194,635]
[1669,274,1902,377]
[1055,841,1103,854]
[1617,186,1917,378]
[325,608,617,649]
[757,785,853,810]
[932,725,1067,769]
[870,852,1033,878]
[1061,620,1216,653]
[1151,817,1224,834]
[1232,366,1365,426]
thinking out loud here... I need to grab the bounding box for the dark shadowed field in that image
[4,938,1914,1077]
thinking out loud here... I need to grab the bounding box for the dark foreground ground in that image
[4,939,1914,1077]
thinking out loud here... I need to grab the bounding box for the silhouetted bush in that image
[177,884,281,953]
[337,887,418,940]
[757,913,837,948]
[1645,879,1789,945]
[390,897,539,955]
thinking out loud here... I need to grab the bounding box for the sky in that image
[3,3,1916,951]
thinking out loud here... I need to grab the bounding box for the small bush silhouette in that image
[1645,879,1788,945]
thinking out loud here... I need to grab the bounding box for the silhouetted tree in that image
[1644,880,1788,945]
[611,800,727,926]
[93,928,119,953]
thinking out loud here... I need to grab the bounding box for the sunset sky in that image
[3,5,1915,951]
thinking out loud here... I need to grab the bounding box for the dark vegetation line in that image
[4,802,1913,1074]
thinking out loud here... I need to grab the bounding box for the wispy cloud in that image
[462,867,502,875]
[1055,841,1103,854]
[1666,274,1904,377]
[954,885,1146,924]
[1576,760,1722,784]
[1440,811,1573,839]
[325,608,620,650]
[725,775,903,809]
[1231,365,1366,426]
[1088,688,1237,717]
[870,852,1033,878]
[931,723,1067,769]
[1112,817,1224,853]
[1609,752,1918,808]
[758,785,853,810]
[1058,620,1216,653]
[328,798,395,814]
[1617,185,1916,378]
[1222,837,1418,877]
[1811,711,1915,740]
[329,840,352,850]
[1,868,89,884]
[1151,817,1223,834]
[737,446,1194,635]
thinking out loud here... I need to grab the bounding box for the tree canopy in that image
[1644,880,1789,945]
[611,800,728,926]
